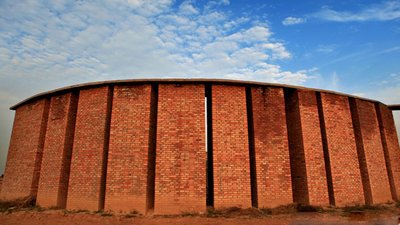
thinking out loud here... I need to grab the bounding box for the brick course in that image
[285,89,329,206]
[376,103,400,200]
[0,99,49,200]
[319,93,364,206]
[37,92,78,208]
[212,85,251,209]
[251,87,292,208]
[1,80,399,212]
[104,85,152,214]
[352,99,391,204]
[66,86,112,211]
[285,89,308,205]
[297,90,329,206]
[154,84,206,214]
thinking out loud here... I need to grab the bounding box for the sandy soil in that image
[1,209,399,225]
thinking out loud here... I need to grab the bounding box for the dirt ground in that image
[1,209,399,225]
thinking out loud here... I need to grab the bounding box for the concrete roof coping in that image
[9,78,393,110]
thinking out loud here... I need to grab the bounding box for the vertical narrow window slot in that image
[205,84,214,207]
[246,87,258,208]
[146,84,158,213]
[284,88,309,205]
[99,86,114,210]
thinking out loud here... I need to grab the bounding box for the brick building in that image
[1,79,399,214]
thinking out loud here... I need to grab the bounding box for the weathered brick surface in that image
[2,81,400,213]
[37,93,78,208]
[105,85,152,214]
[354,99,391,204]
[154,84,206,214]
[377,103,400,200]
[285,89,308,205]
[297,90,329,206]
[66,86,112,211]
[0,99,49,200]
[212,85,251,209]
[320,93,364,206]
[251,87,292,208]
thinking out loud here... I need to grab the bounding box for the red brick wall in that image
[2,82,400,212]
[353,99,391,204]
[104,85,152,214]
[37,92,78,208]
[67,86,112,211]
[377,103,400,200]
[212,85,251,209]
[320,93,364,206]
[297,90,329,206]
[285,89,308,205]
[154,84,206,214]
[0,99,49,200]
[251,87,292,208]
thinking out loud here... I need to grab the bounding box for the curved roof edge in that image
[9,78,390,110]
[389,104,400,110]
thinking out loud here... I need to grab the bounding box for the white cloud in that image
[0,0,313,92]
[316,45,336,53]
[261,43,291,59]
[312,1,400,22]
[223,26,271,44]
[0,0,316,173]
[374,72,400,86]
[205,0,230,11]
[125,0,173,16]
[179,1,199,15]
[282,17,306,25]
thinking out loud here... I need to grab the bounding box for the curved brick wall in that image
[1,79,399,215]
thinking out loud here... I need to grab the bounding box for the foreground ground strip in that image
[1,199,400,225]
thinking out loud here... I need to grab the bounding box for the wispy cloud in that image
[377,45,400,54]
[0,0,311,86]
[282,17,306,26]
[284,1,400,25]
[0,0,317,173]
[178,1,199,15]
[312,1,400,22]
[315,44,337,53]
[327,72,340,91]
[365,72,400,138]
[377,72,400,85]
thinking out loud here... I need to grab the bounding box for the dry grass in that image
[124,210,140,218]
[1,197,398,220]
[0,196,41,213]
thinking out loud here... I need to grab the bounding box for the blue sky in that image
[0,0,400,173]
